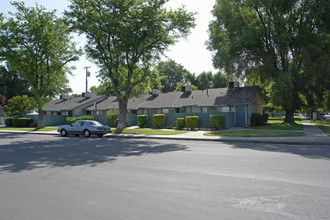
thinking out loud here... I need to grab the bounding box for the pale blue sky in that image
[1,0,217,94]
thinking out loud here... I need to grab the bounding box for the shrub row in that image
[5,118,32,127]
[251,113,268,126]
[137,114,225,130]
[66,116,94,125]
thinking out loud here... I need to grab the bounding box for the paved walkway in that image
[0,116,329,145]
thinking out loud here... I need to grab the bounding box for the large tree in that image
[66,0,195,130]
[0,2,81,128]
[208,0,330,124]
[0,64,33,101]
[157,59,191,93]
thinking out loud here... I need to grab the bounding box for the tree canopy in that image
[208,0,330,123]
[0,2,81,127]
[66,0,196,130]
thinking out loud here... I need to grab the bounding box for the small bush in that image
[107,109,119,127]
[251,113,268,126]
[210,115,225,130]
[66,116,94,125]
[177,118,185,130]
[153,114,165,128]
[5,118,13,127]
[186,116,199,130]
[11,118,32,127]
[137,115,148,128]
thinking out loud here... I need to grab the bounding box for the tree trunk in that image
[37,109,45,128]
[284,109,295,125]
[117,99,128,131]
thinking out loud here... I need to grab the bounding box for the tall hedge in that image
[10,118,32,127]
[5,118,13,127]
[186,116,199,130]
[66,116,94,125]
[153,114,165,128]
[210,115,224,130]
[177,118,185,130]
[137,115,148,128]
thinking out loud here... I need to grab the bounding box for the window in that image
[162,108,169,114]
[86,110,91,115]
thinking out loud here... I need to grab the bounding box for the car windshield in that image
[88,121,103,126]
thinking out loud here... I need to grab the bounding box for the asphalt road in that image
[0,133,330,220]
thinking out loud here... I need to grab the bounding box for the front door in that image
[236,105,246,126]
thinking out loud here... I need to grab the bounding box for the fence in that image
[127,112,235,128]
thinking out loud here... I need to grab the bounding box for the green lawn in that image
[204,130,304,137]
[0,127,58,131]
[112,128,188,135]
[312,120,330,136]
[250,116,303,130]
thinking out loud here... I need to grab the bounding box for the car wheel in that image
[60,129,67,137]
[83,129,91,137]
[97,134,104,137]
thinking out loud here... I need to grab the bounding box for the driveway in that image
[0,133,330,219]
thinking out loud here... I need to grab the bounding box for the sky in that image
[1,0,217,94]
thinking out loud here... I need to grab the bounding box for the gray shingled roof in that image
[45,94,105,111]
[84,86,262,111]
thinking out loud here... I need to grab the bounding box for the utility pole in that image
[84,66,91,93]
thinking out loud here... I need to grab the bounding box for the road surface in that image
[0,133,330,219]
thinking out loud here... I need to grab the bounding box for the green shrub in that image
[251,113,268,126]
[5,118,13,127]
[107,109,119,127]
[177,118,185,130]
[153,114,165,128]
[137,115,148,128]
[186,116,199,130]
[11,118,32,127]
[66,116,94,125]
[210,115,225,130]
[251,113,262,126]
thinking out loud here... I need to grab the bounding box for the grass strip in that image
[112,128,188,135]
[0,127,58,131]
[204,130,304,137]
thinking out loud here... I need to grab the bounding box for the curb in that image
[1,130,329,146]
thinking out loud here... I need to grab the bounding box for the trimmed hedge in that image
[177,118,185,130]
[66,116,94,125]
[5,118,13,127]
[137,115,148,128]
[5,118,33,127]
[210,115,225,130]
[153,114,165,128]
[251,113,268,126]
[186,116,199,130]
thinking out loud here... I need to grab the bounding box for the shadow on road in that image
[0,133,188,173]
[231,142,330,160]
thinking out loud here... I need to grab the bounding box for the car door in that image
[68,121,81,135]
[76,121,85,134]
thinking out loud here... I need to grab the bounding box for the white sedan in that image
[57,120,112,137]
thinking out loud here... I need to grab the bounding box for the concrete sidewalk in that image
[0,117,329,145]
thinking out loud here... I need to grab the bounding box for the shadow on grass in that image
[0,133,188,173]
